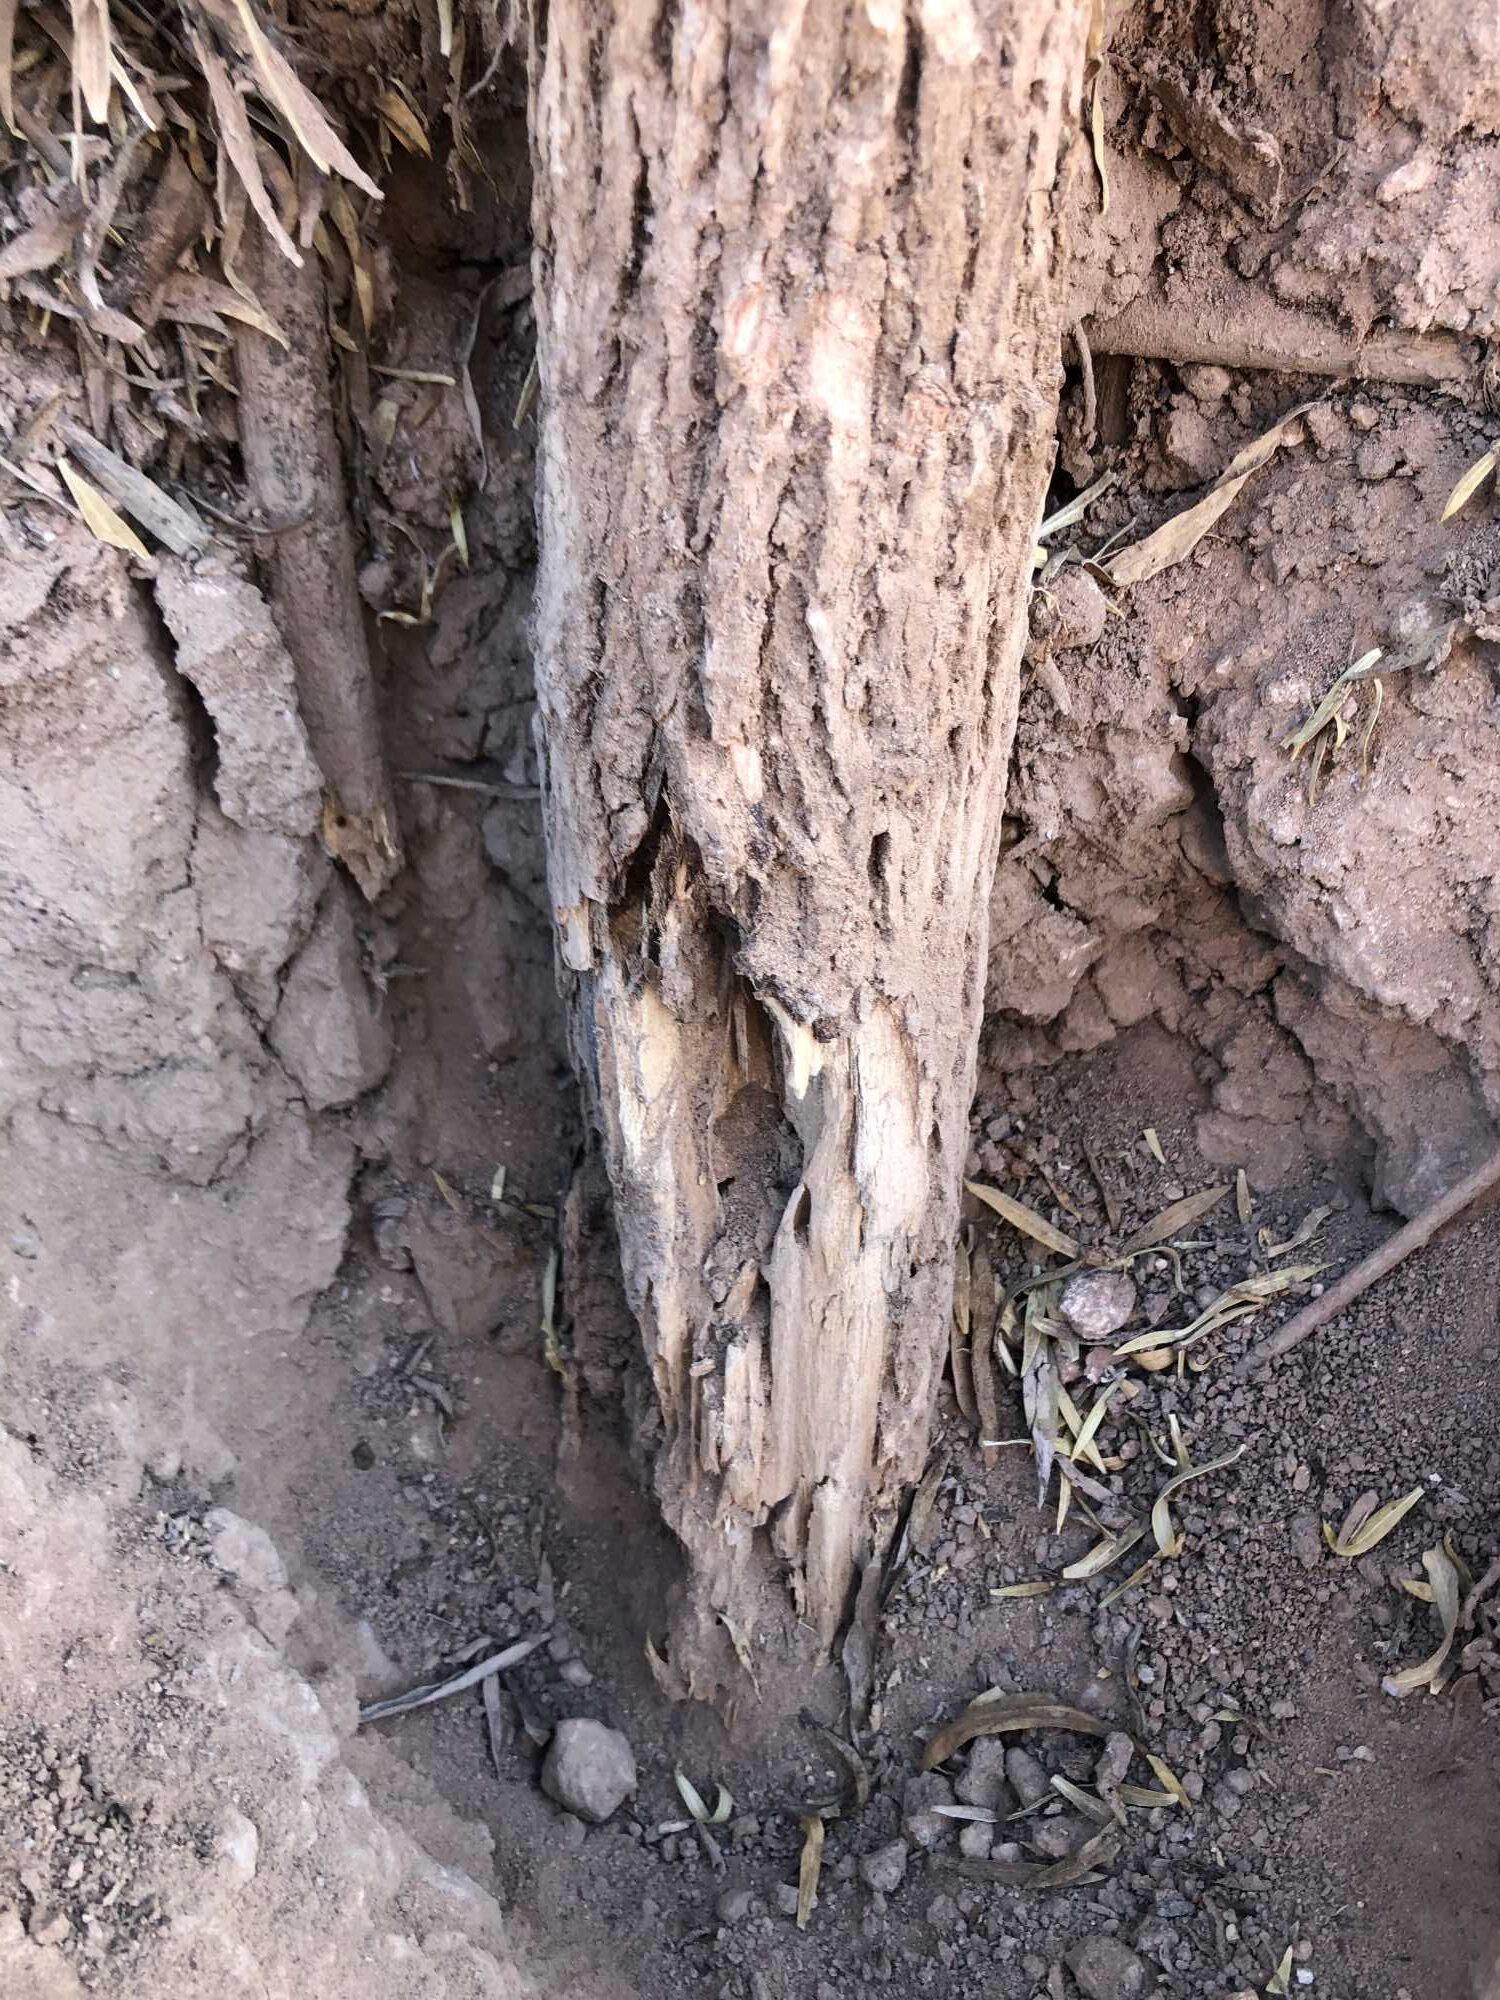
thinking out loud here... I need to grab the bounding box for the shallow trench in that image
[5,18,1500,2000]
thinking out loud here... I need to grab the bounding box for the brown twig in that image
[1233,1146,1500,1377]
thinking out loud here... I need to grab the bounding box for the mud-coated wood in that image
[528,0,1091,1695]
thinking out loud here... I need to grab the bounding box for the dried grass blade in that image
[358,1633,546,1723]
[1104,403,1314,588]
[1143,1127,1166,1164]
[1090,73,1109,215]
[1266,1944,1294,1995]
[795,1813,824,1930]
[1329,1484,1423,1558]
[921,1692,1109,1771]
[674,1769,711,1823]
[70,0,111,122]
[194,26,302,266]
[0,0,16,134]
[1121,1183,1231,1254]
[1440,445,1499,522]
[1052,1773,1112,1824]
[1358,675,1383,784]
[991,1581,1053,1599]
[952,1824,1119,1890]
[1150,1443,1245,1557]
[1144,1753,1191,1809]
[229,0,381,197]
[379,85,432,157]
[56,455,150,559]
[965,1180,1079,1257]
[1383,1543,1461,1696]
[1236,1168,1252,1223]
[1061,1522,1144,1581]
[160,271,288,345]
[1038,468,1116,541]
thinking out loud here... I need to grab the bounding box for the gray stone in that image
[957,1822,992,1861]
[1066,1934,1149,2000]
[539,1718,637,1824]
[716,1886,753,1924]
[1060,1271,1138,1342]
[1004,1746,1051,1807]
[902,1771,956,1851]
[773,1882,801,1918]
[1031,1813,1088,1860]
[859,1840,908,1895]
[955,1736,1012,1813]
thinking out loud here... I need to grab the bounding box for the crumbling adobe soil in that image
[4,2,1500,1997]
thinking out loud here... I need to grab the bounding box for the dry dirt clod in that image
[954,1736,1012,1812]
[1048,568,1109,651]
[1061,1271,1139,1341]
[859,1840,909,1894]
[1005,1746,1053,1807]
[1066,1933,1149,2000]
[539,1718,637,1824]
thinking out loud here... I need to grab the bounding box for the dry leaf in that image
[1441,444,1498,522]
[795,1813,824,1930]
[921,1691,1109,1771]
[965,1180,1079,1258]
[1235,1168,1252,1223]
[56,456,151,561]
[1061,1523,1145,1581]
[952,1824,1119,1890]
[1038,468,1115,541]
[1118,1783,1180,1809]
[229,0,381,198]
[1051,1774,1112,1825]
[990,1581,1053,1599]
[1258,1204,1332,1258]
[1150,1442,1245,1557]
[1383,1542,1461,1696]
[436,0,453,55]
[160,271,288,345]
[0,201,81,282]
[1104,403,1314,588]
[193,26,302,267]
[58,422,207,556]
[378,86,432,158]
[0,0,17,134]
[1144,1752,1191,1809]
[1121,1183,1230,1254]
[1326,1485,1423,1559]
[513,350,538,428]
[70,0,112,122]
[1142,1127,1167,1165]
[1265,1943,1294,1996]
[1283,648,1382,760]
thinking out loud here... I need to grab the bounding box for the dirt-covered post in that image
[527,0,1092,1694]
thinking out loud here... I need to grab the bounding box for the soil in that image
[4,6,1500,2000]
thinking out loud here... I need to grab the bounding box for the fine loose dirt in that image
[5,3,1500,1999]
